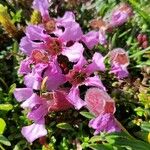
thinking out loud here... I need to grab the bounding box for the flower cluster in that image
[14,0,131,143]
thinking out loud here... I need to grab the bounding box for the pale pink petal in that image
[21,93,42,109]
[14,88,33,102]
[21,119,47,143]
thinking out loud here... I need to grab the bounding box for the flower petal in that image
[21,119,47,143]
[84,76,106,91]
[81,31,99,49]
[14,88,33,102]
[62,42,84,62]
[66,86,86,110]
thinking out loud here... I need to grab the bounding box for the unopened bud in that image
[0,4,18,38]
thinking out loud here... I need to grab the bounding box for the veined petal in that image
[26,25,48,41]
[18,58,32,75]
[28,102,48,122]
[74,55,87,70]
[44,62,66,90]
[99,29,107,45]
[59,21,83,42]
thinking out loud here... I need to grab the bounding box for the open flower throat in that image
[68,70,86,85]
[46,38,62,56]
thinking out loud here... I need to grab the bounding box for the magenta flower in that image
[89,113,121,135]
[81,31,99,49]
[109,48,129,79]
[66,54,106,109]
[20,24,84,63]
[109,3,132,27]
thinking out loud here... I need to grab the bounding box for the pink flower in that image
[85,88,115,116]
[85,88,120,134]
[20,25,84,63]
[43,90,73,112]
[109,48,129,79]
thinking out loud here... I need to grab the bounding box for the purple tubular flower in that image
[89,113,121,135]
[44,60,66,90]
[24,63,48,90]
[20,93,42,109]
[110,64,129,79]
[109,48,129,79]
[32,0,51,21]
[20,25,47,56]
[109,3,132,27]
[21,119,47,143]
[62,42,84,62]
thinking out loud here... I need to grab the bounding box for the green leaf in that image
[0,118,6,134]
[105,132,150,150]
[0,135,11,146]
[141,122,150,132]
[89,144,113,150]
[56,123,74,131]
[9,83,16,95]
[80,111,95,119]
[0,104,13,111]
